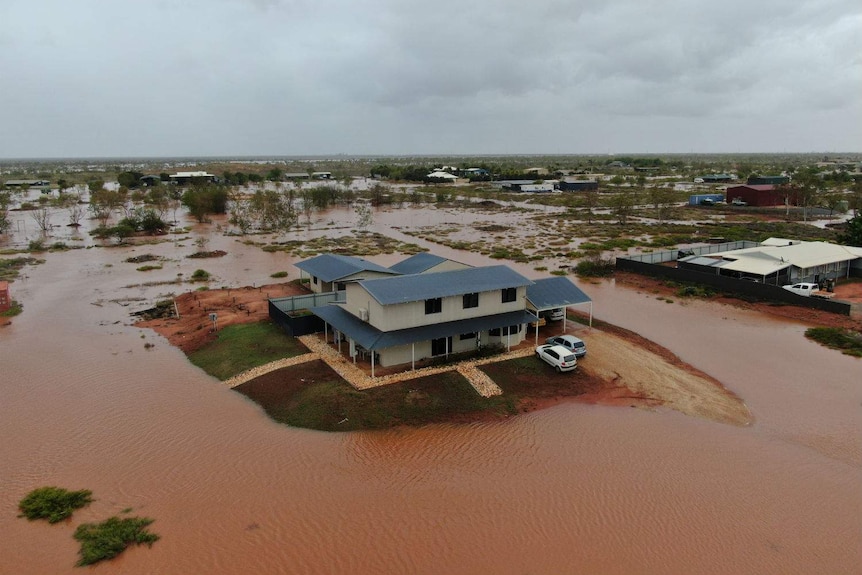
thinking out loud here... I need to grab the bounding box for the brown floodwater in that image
[1,205,860,574]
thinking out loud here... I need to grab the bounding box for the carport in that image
[526,277,593,344]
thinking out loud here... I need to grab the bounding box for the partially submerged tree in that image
[837,215,862,247]
[609,190,637,224]
[30,207,52,234]
[61,192,85,227]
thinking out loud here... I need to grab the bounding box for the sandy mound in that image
[580,330,751,425]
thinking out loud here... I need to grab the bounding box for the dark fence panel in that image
[616,258,852,315]
[268,301,325,336]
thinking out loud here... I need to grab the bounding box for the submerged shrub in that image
[18,486,93,523]
[73,516,160,566]
[191,269,211,281]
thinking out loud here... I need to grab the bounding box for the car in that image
[782,282,833,298]
[539,308,565,321]
[731,198,747,206]
[700,198,715,206]
[545,335,586,357]
[535,344,578,372]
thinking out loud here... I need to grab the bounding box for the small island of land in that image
[138,282,753,430]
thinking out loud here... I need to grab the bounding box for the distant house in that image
[140,175,162,187]
[525,167,549,176]
[295,254,400,293]
[284,172,311,179]
[169,171,217,185]
[499,181,554,192]
[426,171,458,181]
[558,178,599,192]
[516,183,555,193]
[463,168,490,177]
[4,179,49,188]
[312,171,332,179]
[698,174,734,183]
[747,175,790,185]
[389,253,470,275]
[678,238,862,285]
[0,281,10,312]
[725,184,784,207]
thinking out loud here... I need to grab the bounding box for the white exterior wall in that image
[379,332,489,367]
[352,285,527,332]
[423,260,472,274]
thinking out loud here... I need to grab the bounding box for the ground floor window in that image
[489,324,522,337]
[431,336,452,356]
[459,332,476,341]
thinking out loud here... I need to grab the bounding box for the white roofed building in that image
[678,238,862,285]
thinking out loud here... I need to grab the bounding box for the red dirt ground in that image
[137,282,307,353]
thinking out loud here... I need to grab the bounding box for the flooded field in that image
[1,201,860,574]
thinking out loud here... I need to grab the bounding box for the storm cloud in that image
[1,0,859,157]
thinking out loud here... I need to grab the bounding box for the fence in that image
[268,291,344,336]
[616,250,852,316]
[621,241,757,265]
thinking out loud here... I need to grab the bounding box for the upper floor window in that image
[425,297,442,314]
[462,292,479,309]
[501,287,517,303]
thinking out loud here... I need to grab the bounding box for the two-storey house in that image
[310,265,538,372]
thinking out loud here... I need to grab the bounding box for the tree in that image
[0,192,11,234]
[582,188,598,224]
[791,171,821,222]
[30,207,52,234]
[609,191,637,224]
[247,189,296,232]
[182,185,228,223]
[837,215,862,247]
[117,171,144,189]
[229,195,254,235]
[61,192,85,227]
[648,186,676,223]
[89,188,123,226]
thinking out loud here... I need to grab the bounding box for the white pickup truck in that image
[782,282,834,299]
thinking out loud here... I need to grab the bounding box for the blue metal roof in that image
[359,265,533,305]
[389,252,449,274]
[294,254,399,283]
[526,277,591,310]
[310,305,538,350]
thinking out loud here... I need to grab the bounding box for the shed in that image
[726,185,782,207]
[558,179,599,192]
[747,175,790,185]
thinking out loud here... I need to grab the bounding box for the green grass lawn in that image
[235,361,517,431]
[187,322,308,380]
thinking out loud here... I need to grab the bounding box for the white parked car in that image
[535,344,578,372]
[782,282,833,298]
[539,308,565,321]
[545,335,586,358]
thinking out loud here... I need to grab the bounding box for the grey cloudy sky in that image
[1,0,860,157]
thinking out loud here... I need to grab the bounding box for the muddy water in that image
[1,208,860,574]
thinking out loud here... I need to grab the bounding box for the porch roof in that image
[310,305,537,350]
